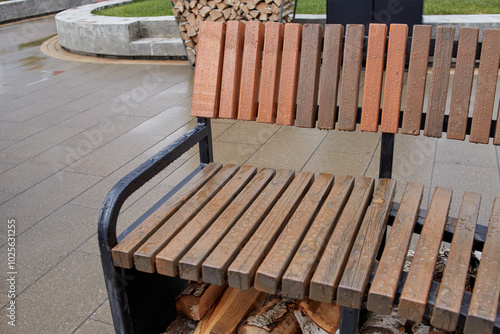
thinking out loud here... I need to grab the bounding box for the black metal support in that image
[340,306,360,334]
[379,132,395,179]
[198,117,213,166]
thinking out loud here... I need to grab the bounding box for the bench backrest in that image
[191,21,500,145]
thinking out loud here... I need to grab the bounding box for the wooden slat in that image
[266,175,355,300]
[276,23,302,126]
[253,173,334,294]
[494,101,500,145]
[398,187,453,323]
[381,24,408,133]
[423,26,455,138]
[191,22,226,118]
[337,179,397,309]
[446,28,479,141]
[360,23,387,133]
[470,29,500,144]
[401,25,432,135]
[338,24,365,131]
[219,21,245,119]
[227,171,314,290]
[155,166,257,277]
[317,24,344,130]
[464,197,500,334]
[178,168,275,281]
[257,22,284,124]
[308,177,375,303]
[133,164,240,273]
[111,163,222,269]
[431,192,481,331]
[202,169,295,286]
[238,20,265,121]
[367,182,424,315]
[295,24,323,128]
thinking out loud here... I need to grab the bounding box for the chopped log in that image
[208,0,216,8]
[298,298,341,334]
[223,7,232,19]
[238,297,300,334]
[249,10,260,18]
[199,6,211,17]
[164,314,197,334]
[176,282,227,321]
[360,307,406,334]
[294,310,329,334]
[210,10,223,21]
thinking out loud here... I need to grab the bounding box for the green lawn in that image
[93,0,500,17]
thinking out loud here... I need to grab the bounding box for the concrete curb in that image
[0,0,98,23]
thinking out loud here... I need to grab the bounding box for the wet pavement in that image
[0,15,499,334]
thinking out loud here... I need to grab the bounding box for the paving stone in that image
[74,319,114,334]
[90,299,113,324]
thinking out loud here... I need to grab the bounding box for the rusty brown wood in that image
[401,25,432,135]
[317,24,344,130]
[494,101,500,145]
[338,24,365,131]
[423,26,455,138]
[447,28,479,141]
[190,22,226,118]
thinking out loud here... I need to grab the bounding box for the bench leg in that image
[340,306,360,334]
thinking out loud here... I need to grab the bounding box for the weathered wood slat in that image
[317,24,344,130]
[431,192,481,331]
[178,168,275,281]
[191,22,225,118]
[367,182,424,314]
[470,29,500,144]
[447,28,479,141]
[253,173,334,294]
[111,162,222,269]
[398,187,453,323]
[257,22,284,124]
[308,177,375,303]
[276,23,302,126]
[337,179,397,309]
[495,102,500,145]
[279,175,355,300]
[401,25,432,135]
[219,21,245,119]
[155,166,257,277]
[295,24,323,128]
[202,169,295,286]
[133,164,240,273]
[360,23,387,133]
[464,197,500,333]
[227,171,314,290]
[381,24,408,134]
[338,24,365,131]
[423,26,455,138]
[238,21,265,121]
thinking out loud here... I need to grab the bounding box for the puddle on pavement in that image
[18,55,46,70]
[17,34,56,50]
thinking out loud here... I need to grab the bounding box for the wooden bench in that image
[98,21,500,334]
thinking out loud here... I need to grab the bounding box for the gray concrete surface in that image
[0,15,499,334]
[0,0,98,23]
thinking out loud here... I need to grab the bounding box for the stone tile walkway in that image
[0,15,499,334]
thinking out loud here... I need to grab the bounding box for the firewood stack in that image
[170,0,295,64]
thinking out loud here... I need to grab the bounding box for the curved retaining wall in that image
[55,0,185,58]
[0,0,97,23]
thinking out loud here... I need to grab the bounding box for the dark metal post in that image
[379,132,395,179]
[198,117,213,166]
[340,306,360,334]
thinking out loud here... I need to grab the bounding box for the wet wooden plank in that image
[381,24,408,134]
[446,28,479,141]
[360,23,387,133]
[431,192,481,331]
[238,20,265,121]
[367,182,424,315]
[133,164,240,273]
[337,179,397,309]
[227,171,314,290]
[464,197,500,334]
[155,166,257,277]
[202,169,295,286]
[317,24,344,130]
[111,163,222,269]
[398,187,453,323]
[191,22,226,118]
[257,22,284,124]
[308,177,375,303]
[276,23,302,126]
[470,29,500,144]
[219,21,245,119]
[423,26,455,138]
[254,173,334,294]
[401,25,432,135]
[280,175,354,300]
[337,24,365,131]
[178,168,275,281]
[295,24,324,128]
